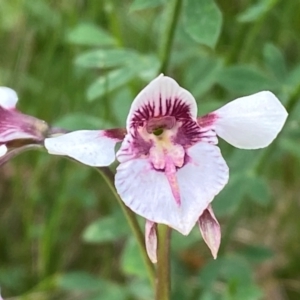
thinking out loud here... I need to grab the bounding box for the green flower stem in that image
[159,0,183,74]
[155,224,172,300]
[220,83,300,254]
[96,167,155,287]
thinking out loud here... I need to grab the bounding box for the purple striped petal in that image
[126,74,198,131]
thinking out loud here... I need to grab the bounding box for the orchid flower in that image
[44,74,288,261]
[0,87,50,165]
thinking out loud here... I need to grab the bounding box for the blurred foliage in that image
[1,0,300,299]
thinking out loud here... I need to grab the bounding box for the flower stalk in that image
[155,224,172,300]
[96,167,155,287]
[155,1,183,297]
[159,0,183,74]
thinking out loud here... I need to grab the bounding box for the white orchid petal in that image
[126,74,198,130]
[145,220,157,263]
[214,91,288,149]
[198,205,221,259]
[0,145,7,157]
[45,130,121,166]
[115,142,229,235]
[0,87,18,109]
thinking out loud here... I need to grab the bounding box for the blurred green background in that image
[1,0,300,299]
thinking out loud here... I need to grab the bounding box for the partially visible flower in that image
[44,75,288,260]
[0,87,49,165]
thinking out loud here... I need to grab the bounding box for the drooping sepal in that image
[145,220,157,263]
[198,205,221,259]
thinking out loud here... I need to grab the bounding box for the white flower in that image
[45,74,288,260]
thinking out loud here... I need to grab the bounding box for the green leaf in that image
[200,290,221,300]
[199,255,253,288]
[263,43,287,81]
[82,212,129,243]
[86,283,128,300]
[217,65,276,94]
[66,23,116,46]
[213,174,247,216]
[86,54,160,101]
[53,113,110,130]
[279,138,300,160]
[226,284,263,300]
[24,0,61,29]
[58,272,100,291]
[237,0,275,23]
[121,238,148,278]
[184,57,223,98]
[111,87,134,125]
[127,278,153,300]
[57,272,128,300]
[171,226,201,251]
[238,245,273,263]
[246,175,271,206]
[285,63,300,90]
[87,67,137,101]
[75,49,138,69]
[135,54,160,81]
[130,0,164,11]
[183,0,222,49]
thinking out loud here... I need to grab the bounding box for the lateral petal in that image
[44,129,124,166]
[115,142,229,235]
[212,91,288,149]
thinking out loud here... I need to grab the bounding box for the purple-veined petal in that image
[212,91,288,149]
[0,87,48,143]
[115,142,229,235]
[198,205,221,259]
[126,74,198,130]
[145,220,157,263]
[0,87,18,109]
[45,129,125,167]
[0,110,48,143]
[0,145,7,157]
